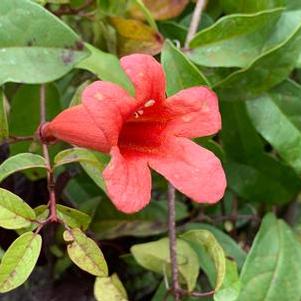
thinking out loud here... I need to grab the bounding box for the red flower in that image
[41,54,226,213]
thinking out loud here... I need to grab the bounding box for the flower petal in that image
[164,87,221,138]
[82,81,139,147]
[41,105,112,152]
[120,54,166,103]
[148,137,226,203]
[103,147,152,213]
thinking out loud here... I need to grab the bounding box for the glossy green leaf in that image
[94,274,128,301]
[161,40,210,96]
[221,101,301,203]
[215,23,301,100]
[214,259,240,301]
[189,9,282,68]
[183,223,246,269]
[0,89,8,143]
[221,0,285,14]
[238,214,301,301]
[54,148,109,191]
[91,198,188,239]
[0,232,42,293]
[0,188,36,229]
[77,43,135,95]
[0,153,47,183]
[158,21,187,45]
[57,205,91,230]
[131,237,199,291]
[0,0,88,85]
[181,229,226,291]
[247,80,301,176]
[63,228,108,277]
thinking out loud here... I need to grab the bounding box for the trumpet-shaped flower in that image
[41,54,226,213]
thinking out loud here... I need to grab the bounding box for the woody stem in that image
[40,84,58,222]
[185,0,206,48]
[167,183,181,301]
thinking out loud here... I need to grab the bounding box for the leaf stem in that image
[184,0,206,48]
[3,135,34,145]
[40,84,58,223]
[167,183,180,301]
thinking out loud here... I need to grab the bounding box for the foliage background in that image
[1,0,301,300]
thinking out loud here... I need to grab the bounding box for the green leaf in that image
[214,259,240,301]
[63,228,108,277]
[0,188,36,229]
[91,198,188,239]
[221,101,301,203]
[247,80,301,176]
[9,84,61,157]
[0,232,42,293]
[221,0,285,14]
[181,229,226,291]
[161,40,210,96]
[94,274,128,301]
[77,43,135,95]
[0,0,88,85]
[57,205,91,230]
[69,80,91,107]
[215,23,301,100]
[0,89,8,143]
[0,153,47,183]
[183,223,246,269]
[238,214,301,301]
[54,148,109,191]
[158,21,187,46]
[189,9,283,68]
[131,237,199,291]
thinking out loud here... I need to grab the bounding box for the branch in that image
[52,0,95,16]
[184,0,206,48]
[167,183,180,301]
[40,84,58,223]
[3,135,34,145]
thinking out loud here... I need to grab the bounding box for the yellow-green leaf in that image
[54,148,109,191]
[131,237,199,291]
[0,188,36,229]
[63,228,108,277]
[0,153,47,183]
[94,274,128,301]
[57,205,91,230]
[0,232,42,293]
[110,17,163,56]
[181,229,226,291]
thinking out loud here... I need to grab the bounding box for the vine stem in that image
[40,85,58,222]
[167,183,180,301]
[184,0,206,48]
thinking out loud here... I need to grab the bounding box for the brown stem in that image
[52,0,95,16]
[3,135,34,145]
[40,85,58,223]
[184,0,206,48]
[167,183,181,301]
